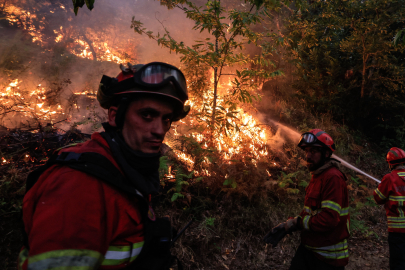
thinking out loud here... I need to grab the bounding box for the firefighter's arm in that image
[374,175,390,204]
[20,168,110,270]
[300,175,346,232]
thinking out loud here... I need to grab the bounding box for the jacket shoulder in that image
[57,132,121,171]
[323,166,347,184]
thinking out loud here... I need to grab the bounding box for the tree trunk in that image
[210,0,220,130]
[361,53,366,98]
[80,31,97,61]
[361,36,367,98]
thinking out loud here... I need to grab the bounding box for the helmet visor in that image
[298,132,319,148]
[139,63,187,97]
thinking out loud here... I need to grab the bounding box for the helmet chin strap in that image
[115,97,131,129]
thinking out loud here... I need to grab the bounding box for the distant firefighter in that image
[374,147,405,270]
[264,129,350,270]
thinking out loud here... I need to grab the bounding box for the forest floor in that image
[0,126,392,270]
[0,197,391,270]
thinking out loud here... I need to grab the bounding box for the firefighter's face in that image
[304,146,325,171]
[109,97,174,153]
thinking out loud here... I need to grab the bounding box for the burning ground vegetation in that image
[0,0,397,269]
[0,123,394,270]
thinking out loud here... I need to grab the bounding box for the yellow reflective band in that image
[398,172,405,176]
[306,239,349,260]
[303,215,310,230]
[388,216,405,222]
[28,249,103,270]
[312,249,349,260]
[304,206,311,214]
[102,242,144,266]
[306,239,348,251]
[375,188,386,200]
[389,196,405,201]
[18,248,28,270]
[340,207,349,216]
[399,201,405,217]
[321,200,341,214]
[388,223,405,229]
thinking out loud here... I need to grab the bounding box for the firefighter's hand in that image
[284,216,301,234]
[263,222,288,247]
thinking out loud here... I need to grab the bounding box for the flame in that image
[1,80,67,124]
[4,3,137,64]
[5,5,45,44]
[165,68,270,175]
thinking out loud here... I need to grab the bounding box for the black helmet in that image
[97,62,190,124]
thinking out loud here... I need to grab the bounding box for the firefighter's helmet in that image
[298,129,336,152]
[97,62,190,122]
[386,147,405,166]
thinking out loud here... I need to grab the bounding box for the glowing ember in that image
[0,79,67,126]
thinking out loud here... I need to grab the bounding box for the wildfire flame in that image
[4,2,137,64]
[165,70,270,176]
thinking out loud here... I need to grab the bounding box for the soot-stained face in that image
[109,97,174,153]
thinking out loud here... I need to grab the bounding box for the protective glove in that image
[263,217,301,247]
[263,222,287,247]
[284,216,301,234]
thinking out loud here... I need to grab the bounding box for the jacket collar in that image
[311,158,341,176]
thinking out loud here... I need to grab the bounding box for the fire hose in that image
[332,155,381,183]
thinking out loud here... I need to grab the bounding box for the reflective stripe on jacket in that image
[298,164,350,267]
[18,132,145,270]
[374,169,405,232]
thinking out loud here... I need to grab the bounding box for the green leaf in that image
[223,178,237,188]
[84,0,95,10]
[171,192,184,202]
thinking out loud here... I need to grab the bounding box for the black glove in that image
[263,222,287,247]
[263,217,301,247]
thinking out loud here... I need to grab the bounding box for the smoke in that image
[257,110,382,183]
[0,0,205,131]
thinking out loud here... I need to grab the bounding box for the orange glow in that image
[5,3,136,64]
[165,69,269,172]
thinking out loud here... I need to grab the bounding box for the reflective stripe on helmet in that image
[387,147,405,165]
[315,130,326,137]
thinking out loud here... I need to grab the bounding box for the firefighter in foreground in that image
[18,62,190,269]
[264,129,350,270]
[374,147,405,270]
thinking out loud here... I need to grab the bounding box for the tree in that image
[131,0,282,137]
[283,0,405,147]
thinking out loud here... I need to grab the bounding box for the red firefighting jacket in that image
[18,132,145,270]
[374,168,405,232]
[298,161,350,267]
